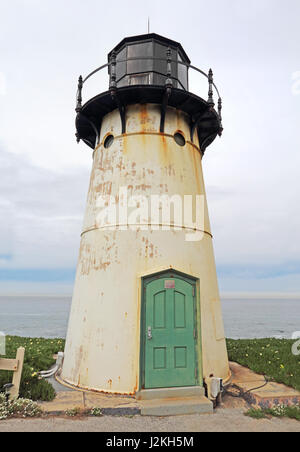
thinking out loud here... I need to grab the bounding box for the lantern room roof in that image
[108,33,191,64]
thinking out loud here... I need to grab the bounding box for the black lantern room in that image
[75,33,223,152]
[108,34,190,90]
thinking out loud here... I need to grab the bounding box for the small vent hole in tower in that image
[174,132,186,147]
[104,134,114,148]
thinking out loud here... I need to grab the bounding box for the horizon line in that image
[0,292,300,299]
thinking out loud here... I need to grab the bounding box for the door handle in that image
[147,326,152,340]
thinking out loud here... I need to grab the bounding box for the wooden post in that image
[0,347,25,400]
[10,347,25,400]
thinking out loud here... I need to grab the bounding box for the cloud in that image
[291,71,300,96]
[0,73,6,96]
[217,262,300,280]
[0,0,300,293]
[0,202,14,257]
[0,146,90,270]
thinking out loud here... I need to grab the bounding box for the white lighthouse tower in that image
[61,34,230,406]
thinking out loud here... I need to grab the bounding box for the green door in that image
[144,276,197,389]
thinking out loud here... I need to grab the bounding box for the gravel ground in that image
[0,406,299,432]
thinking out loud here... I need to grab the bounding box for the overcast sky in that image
[0,0,300,295]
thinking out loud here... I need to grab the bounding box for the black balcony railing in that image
[75,50,223,152]
[76,57,222,123]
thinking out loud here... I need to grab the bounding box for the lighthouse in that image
[61,34,230,405]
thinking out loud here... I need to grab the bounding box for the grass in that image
[226,338,300,392]
[246,405,300,421]
[0,336,65,401]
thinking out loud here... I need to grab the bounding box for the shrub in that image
[0,393,42,420]
[0,336,65,401]
[245,408,266,419]
[90,407,103,417]
[66,407,81,417]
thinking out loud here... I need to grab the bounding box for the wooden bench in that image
[0,347,25,400]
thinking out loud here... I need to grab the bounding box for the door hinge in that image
[195,367,198,380]
[193,328,197,339]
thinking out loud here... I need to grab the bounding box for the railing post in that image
[76,75,83,113]
[165,48,173,92]
[218,97,223,135]
[208,68,215,107]
[109,51,117,92]
[160,48,173,133]
[75,75,83,143]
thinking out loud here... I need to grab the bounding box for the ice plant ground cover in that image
[0,393,103,421]
[0,393,42,420]
[226,338,300,392]
[0,336,65,401]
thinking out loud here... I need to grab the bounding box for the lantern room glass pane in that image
[153,43,178,88]
[153,43,168,76]
[178,53,188,90]
[116,46,127,83]
[128,73,151,85]
[127,42,153,74]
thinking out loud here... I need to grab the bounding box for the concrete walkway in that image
[230,362,300,408]
[39,363,300,415]
[2,370,300,432]
[39,390,140,416]
[39,375,140,415]
[0,404,300,432]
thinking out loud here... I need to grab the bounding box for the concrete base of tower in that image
[140,396,214,416]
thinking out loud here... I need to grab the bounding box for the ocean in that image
[0,296,299,340]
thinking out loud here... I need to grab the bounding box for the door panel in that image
[174,291,186,328]
[144,277,196,389]
[153,291,166,329]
